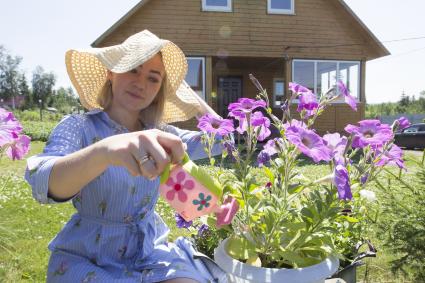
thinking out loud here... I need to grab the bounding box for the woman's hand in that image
[99,129,185,179]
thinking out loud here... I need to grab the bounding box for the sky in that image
[1,0,424,104]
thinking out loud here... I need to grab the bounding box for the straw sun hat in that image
[65,29,201,123]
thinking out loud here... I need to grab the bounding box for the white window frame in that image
[267,0,295,15]
[202,0,232,12]
[291,59,361,102]
[186,57,206,101]
[273,78,285,108]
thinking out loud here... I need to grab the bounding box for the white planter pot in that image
[214,238,339,283]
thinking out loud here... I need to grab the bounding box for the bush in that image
[14,110,63,122]
[376,151,425,281]
[21,121,57,141]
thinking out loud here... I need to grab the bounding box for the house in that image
[92,0,389,134]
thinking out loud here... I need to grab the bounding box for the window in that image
[292,59,360,102]
[403,126,419,133]
[202,0,232,12]
[186,57,206,100]
[273,79,285,107]
[268,0,294,14]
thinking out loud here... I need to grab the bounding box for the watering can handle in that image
[159,152,190,184]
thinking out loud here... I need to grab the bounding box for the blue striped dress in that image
[25,109,222,283]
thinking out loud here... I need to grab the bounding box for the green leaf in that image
[341,215,359,223]
[226,236,257,260]
[301,207,314,223]
[263,167,275,184]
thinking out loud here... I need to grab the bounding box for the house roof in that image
[334,0,389,58]
[92,0,389,59]
[91,0,152,47]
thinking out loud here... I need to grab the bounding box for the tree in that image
[18,73,31,108]
[31,66,56,109]
[49,86,79,113]
[0,45,24,109]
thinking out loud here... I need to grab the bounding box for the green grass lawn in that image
[0,141,422,282]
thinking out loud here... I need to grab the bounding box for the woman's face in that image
[108,53,165,113]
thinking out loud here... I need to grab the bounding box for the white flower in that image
[359,190,377,202]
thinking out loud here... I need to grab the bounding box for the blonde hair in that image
[96,75,167,128]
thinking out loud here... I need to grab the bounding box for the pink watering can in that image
[159,153,239,226]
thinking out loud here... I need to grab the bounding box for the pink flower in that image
[374,144,405,169]
[6,134,31,160]
[337,80,357,111]
[0,107,23,147]
[165,171,195,202]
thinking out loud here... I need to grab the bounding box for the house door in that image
[218,76,242,117]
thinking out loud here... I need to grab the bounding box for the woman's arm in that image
[48,130,186,200]
[48,141,109,200]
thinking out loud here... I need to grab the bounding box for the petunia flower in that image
[175,213,193,228]
[345,120,393,148]
[285,124,332,163]
[197,224,209,236]
[197,113,234,137]
[165,171,195,202]
[333,164,352,200]
[257,138,284,166]
[323,133,348,165]
[0,108,23,147]
[289,82,313,96]
[228,98,266,118]
[257,151,271,167]
[337,80,357,111]
[297,91,319,116]
[396,116,410,131]
[5,134,31,160]
[374,144,405,169]
[236,111,271,141]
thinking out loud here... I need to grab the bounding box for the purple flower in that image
[257,151,271,167]
[289,82,313,96]
[280,101,289,112]
[360,173,369,185]
[323,133,348,165]
[6,134,31,160]
[285,125,332,163]
[237,111,271,141]
[257,138,283,166]
[175,213,193,229]
[297,91,319,114]
[397,117,410,131]
[333,164,352,200]
[0,108,23,147]
[197,224,209,236]
[374,144,405,169]
[264,138,283,156]
[228,98,266,118]
[337,80,357,111]
[283,119,307,132]
[223,140,236,161]
[345,120,393,148]
[197,114,234,137]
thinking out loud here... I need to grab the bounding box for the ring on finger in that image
[138,154,151,167]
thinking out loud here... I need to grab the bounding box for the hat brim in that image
[65,40,201,123]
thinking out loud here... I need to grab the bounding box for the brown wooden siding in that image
[98,0,381,61]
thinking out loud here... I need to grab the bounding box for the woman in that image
[25,30,223,283]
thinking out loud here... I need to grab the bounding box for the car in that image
[394,123,425,149]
